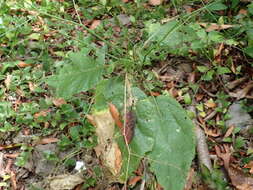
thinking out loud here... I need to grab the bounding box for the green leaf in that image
[197,66,209,73]
[207,2,227,11]
[216,66,231,75]
[134,95,196,190]
[46,50,104,98]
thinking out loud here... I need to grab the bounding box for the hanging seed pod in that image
[124,109,136,144]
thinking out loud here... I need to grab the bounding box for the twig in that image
[188,105,212,171]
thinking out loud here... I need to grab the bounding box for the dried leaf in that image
[4,74,12,90]
[17,61,31,68]
[93,109,122,176]
[52,98,66,107]
[227,77,248,90]
[86,114,96,126]
[224,125,235,138]
[214,43,224,63]
[34,109,50,119]
[4,153,19,159]
[0,153,5,177]
[10,170,17,190]
[128,176,142,186]
[228,166,253,190]
[244,161,253,174]
[204,100,216,108]
[204,127,221,137]
[149,0,163,6]
[184,168,195,190]
[108,103,123,130]
[36,137,59,145]
[215,144,232,170]
[90,20,101,30]
[28,82,36,92]
[49,174,84,190]
[229,81,253,100]
[238,9,247,15]
[199,23,234,32]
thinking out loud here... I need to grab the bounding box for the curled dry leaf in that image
[17,61,31,68]
[52,98,66,107]
[108,103,123,130]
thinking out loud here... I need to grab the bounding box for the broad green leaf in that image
[46,51,104,98]
[217,66,231,75]
[134,96,195,190]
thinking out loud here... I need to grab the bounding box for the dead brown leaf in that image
[36,137,59,145]
[205,127,221,137]
[17,61,31,68]
[90,20,101,30]
[215,144,232,170]
[149,0,162,6]
[93,109,122,176]
[108,103,123,130]
[224,126,235,138]
[0,153,5,177]
[4,153,20,159]
[4,74,12,90]
[244,161,253,174]
[34,109,50,119]
[28,82,36,92]
[227,77,248,90]
[184,168,195,190]
[199,23,234,32]
[128,176,142,187]
[238,9,247,15]
[86,114,96,126]
[214,43,224,63]
[10,170,17,190]
[229,81,253,100]
[228,166,253,190]
[53,98,66,107]
[204,100,216,108]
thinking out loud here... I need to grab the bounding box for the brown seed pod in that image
[124,109,136,144]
